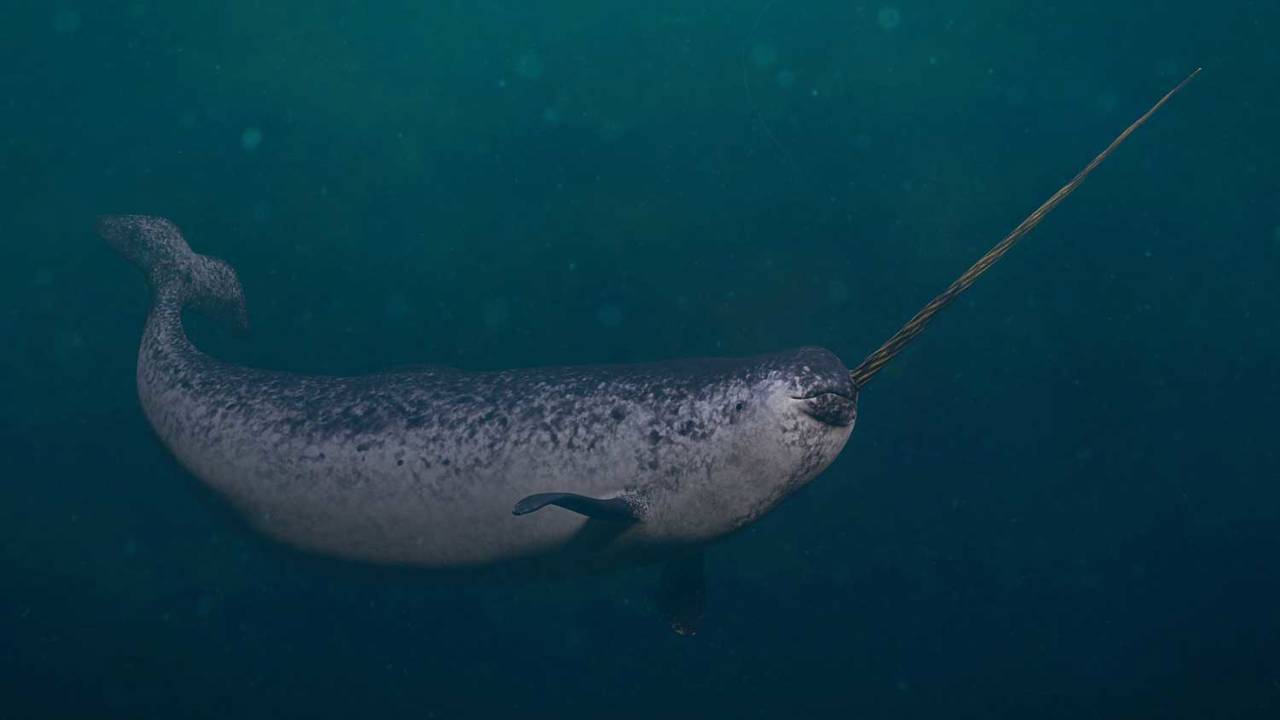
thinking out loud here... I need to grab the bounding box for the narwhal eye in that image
[735,402,744,412]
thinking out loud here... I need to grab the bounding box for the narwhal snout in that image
[773,346,858,427]
[797,390,858,427]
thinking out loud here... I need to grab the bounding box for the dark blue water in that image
[3,2,1278,717]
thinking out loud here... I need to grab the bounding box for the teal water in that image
[3,2,1279,717]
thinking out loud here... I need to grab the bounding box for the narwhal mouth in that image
[793,389,858,427]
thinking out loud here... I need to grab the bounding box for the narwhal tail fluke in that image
[849,68,1201,389]
[97,215,249,332]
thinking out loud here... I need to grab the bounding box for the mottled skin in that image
[102,216,857,574]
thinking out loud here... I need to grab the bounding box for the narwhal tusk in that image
[848,68,1201,389]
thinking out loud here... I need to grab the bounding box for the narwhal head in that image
[638,346,859,543]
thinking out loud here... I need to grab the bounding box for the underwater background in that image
[3,1,1279,717]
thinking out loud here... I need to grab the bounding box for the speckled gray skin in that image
[100,215,858,574]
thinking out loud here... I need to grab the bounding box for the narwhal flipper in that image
[511,492,644,522]
[657,550,705,636]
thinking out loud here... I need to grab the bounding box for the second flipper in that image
[657,550,705,636]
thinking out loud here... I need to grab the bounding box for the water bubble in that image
[1095,91,1118,116]
[383,293,412,321]
[1004,85,1028,106]
[58,330,85,351]
[52,9,81,35]
[196,594,215,618]
[597,122,627,142]
[483,298,510,328]
[751,43,777,69]
[877,7,902,31]
[776,70,796,88]
[251,200,271,223]
[596,304,624,328]
[516,52,543,79]
[241,127,263,152]
[826,280,849,305]
[542,107,561,127]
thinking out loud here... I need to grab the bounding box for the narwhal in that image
[101,71,1197,634]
